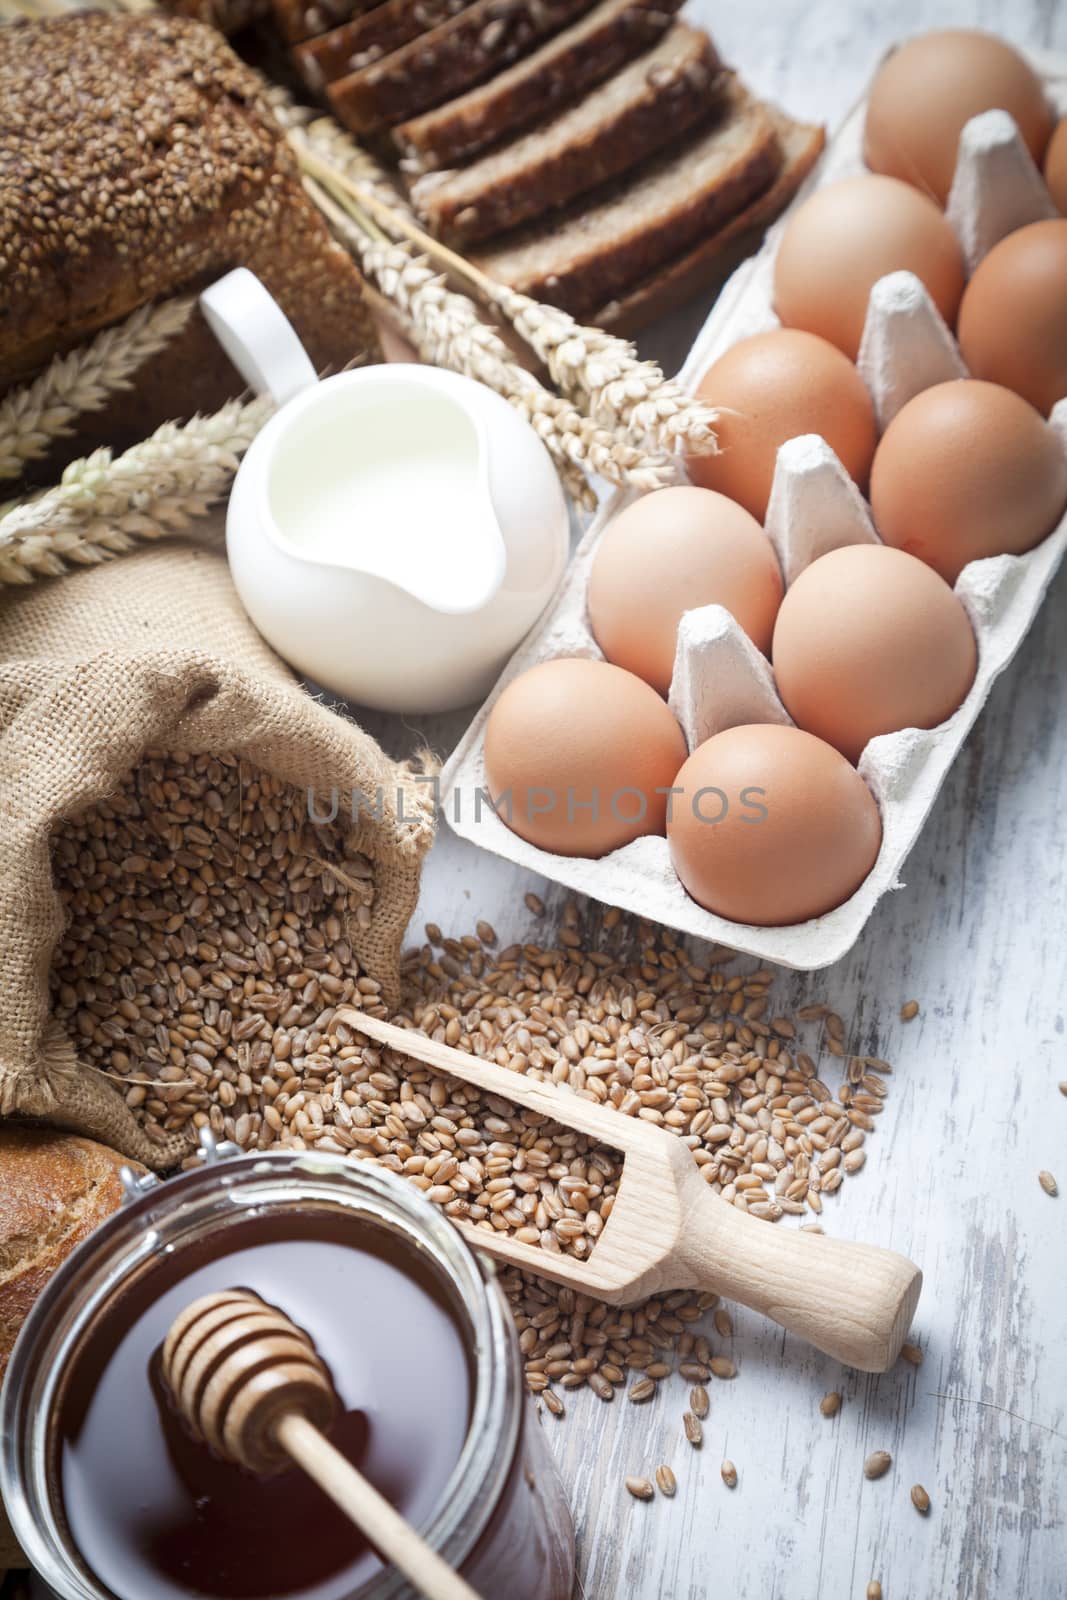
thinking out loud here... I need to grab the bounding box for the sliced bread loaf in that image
[473,76,779,314]
[594,109,825,332]
[409,25,723,245]
[273,0,384,45]
[327,0,598,133]
[295,0,472,88]
[392,0,685,170]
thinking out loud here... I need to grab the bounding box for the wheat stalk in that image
[0,297,195,482]
[0,395,272,588]
[293,139,719,462]
[309,178,677,507]
[486,285,720,457]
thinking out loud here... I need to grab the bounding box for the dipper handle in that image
[162,1290,482,1600]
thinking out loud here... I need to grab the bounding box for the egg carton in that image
[441,47,1067,970]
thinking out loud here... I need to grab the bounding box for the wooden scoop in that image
[161,1289,481,1600]
[338,1008,922,1373]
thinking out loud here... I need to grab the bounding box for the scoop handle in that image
[276,1413,483,1600]
[675,1175,922,1372]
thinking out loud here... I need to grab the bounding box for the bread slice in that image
[272,0,385,45]
[593,109,825,332]
[327,0,598,134]
[473,76,780,314]
[295,0,473,88]
[410,25,723,246]
[392,0,685,170]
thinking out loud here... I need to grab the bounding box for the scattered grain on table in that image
[900,1343,923,1367]
[1038,1170,1058,1196]
[48,769,894,1420]
[683,1411,703,1446]
[523,891,545,916]
[867,1583,882,1600]
[542,1389,565,1417]
[900,1000,920,1021]
[655,1465,677,1497]
[713,1307,733,1339]
[720,1459,738,1488]
[690,1384,709,1418]
[864,1450,892,1480]
[911,1483,931,1514]
[625,1476,654,1500]
[820,1391,842,1418]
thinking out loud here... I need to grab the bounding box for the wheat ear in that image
[0,395,272,588]
[309,180,675,505]
[0,297,195,483]
[292,140,719,462]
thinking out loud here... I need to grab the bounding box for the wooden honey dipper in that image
[161,1289,482,1600]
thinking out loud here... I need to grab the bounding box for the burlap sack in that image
[0,541,435,1170]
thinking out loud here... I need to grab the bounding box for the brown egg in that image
[957,219,1067,415]
[773,175,966,359]
[772,545,977,763]
[864,29,1053,205]
[667,725,882,926]
[688,330,878,520]
[1046,114,1067,214]
[870,379,1067,582]
[587,486,783,694]
[483,657,688,857]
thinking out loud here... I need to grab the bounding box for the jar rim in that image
[0,1149,521,1600]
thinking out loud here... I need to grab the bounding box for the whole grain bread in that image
[0,1125,138,1566]
[272,0,385,44]
[295,0,474,88]
[410,25,722,245]
[473,76,779,314]
[0,14,378,431]
[594,110,825,333]
[392,0,685,169]
[327,0,598,133]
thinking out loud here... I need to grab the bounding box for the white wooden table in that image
[365,5,1067,1596]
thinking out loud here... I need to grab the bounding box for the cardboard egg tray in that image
[442,48,1067,969]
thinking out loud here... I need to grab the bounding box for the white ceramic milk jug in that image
[201,269,570,714]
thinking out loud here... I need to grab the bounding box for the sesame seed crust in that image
[0,13,376,384]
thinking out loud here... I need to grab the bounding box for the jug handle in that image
[200,268,318,406]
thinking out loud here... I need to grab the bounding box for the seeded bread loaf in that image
[392,0,684,169]
[473,75,779,314]
[410,25,722,245]
[327,0,598,134]
[0,14,378,443]
[295,0,473,87]
[594,110,825,333]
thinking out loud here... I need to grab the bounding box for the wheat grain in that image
[720,1460,738,1488]
[911,1483,931,1514]
[625,1476,654,1500]
[654,1465,676,1497]
[864,1450,892,1480]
